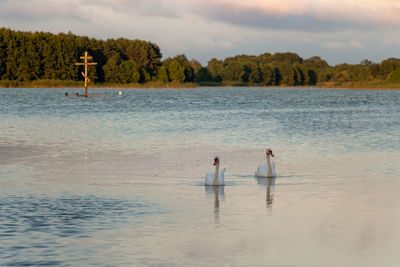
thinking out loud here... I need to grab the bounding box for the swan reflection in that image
[256,177,275,211]
[205,185,225,223]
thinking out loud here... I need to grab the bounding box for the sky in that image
[1,0,400,66]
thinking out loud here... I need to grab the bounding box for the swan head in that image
[213,156,220,166]
[266,148,274,158]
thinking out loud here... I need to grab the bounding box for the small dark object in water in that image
[65,92,68,96]
[76,92,79,96]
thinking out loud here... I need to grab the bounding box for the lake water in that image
[1,87,399,266]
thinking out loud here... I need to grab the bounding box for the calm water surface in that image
[1,87,399,266]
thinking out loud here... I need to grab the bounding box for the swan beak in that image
[213,158,219,166]
[270,151,274,157]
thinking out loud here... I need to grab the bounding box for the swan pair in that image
[204,148,276,186]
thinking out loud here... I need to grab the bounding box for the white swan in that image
[255,148,276,178]
[204,156,225,186]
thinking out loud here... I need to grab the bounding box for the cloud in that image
[323,40,365,50]
[82,0,182,18]
[185,0,400,31]
[190,6,354,32]
[0,0,399,65]
[0,0,182,24]
[2,0,399,33]
[0,0,83,22]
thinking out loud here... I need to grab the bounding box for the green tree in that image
[353,65,372,81]
[303,56,329,69]
[260,65,274,85]
[307,69,317,85]
[174,54,195,82]
[334,70,350,83]
[41,35,58,79]
[221,62,245,81]
[167,59,185,82]
[190,59,202,72]
[195,67,213,82]
[119,60,140,83]
[103,54,121,83]
[139,68,151,83]
[112,38,162,78]
[380,59,396,79]
[298,66,309,85]
[244,62,262,84]
[3,30,19,80]
[287,67,297,86]
[257,52,272,65]
[0,33,5,78]
[272,67,282,85]
[266,52,303,65]
[157,65,169,82]
[360,59,373,66]
[276,64,291,85]
[387,69,400,83]
[207,58,224,81]
[369,64,379,79]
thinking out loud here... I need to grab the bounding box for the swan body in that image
[255,148,276,178]
[205,168,226,185]
[255,161,276,178]
[204,156,225,185]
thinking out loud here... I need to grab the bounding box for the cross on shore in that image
[75,51,97,97]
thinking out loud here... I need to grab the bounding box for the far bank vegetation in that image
[1,28,400,89]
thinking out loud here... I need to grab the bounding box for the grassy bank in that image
[0,80,199,89]
[1,79,400,89]
[319,81,400,89]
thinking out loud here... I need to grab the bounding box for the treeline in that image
[1,28,400,87]
[203,54,400,86]
[0,28,162,84]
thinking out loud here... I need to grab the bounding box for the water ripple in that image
[1,195,158,237]
[0,194,164,265]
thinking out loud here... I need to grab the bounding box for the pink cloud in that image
[323,40,365,50]
[187,0,400,29]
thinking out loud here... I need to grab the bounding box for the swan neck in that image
[266,155,273,178]
[213,162,220,185]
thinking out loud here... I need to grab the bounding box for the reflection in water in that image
[256,177,275,213]
[205,185,225,223]
[0,195,153,238]
[1,88,400,266]
[84,140,88,178]
[0,194,162,266]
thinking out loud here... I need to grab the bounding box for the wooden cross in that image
[75,51,97,97]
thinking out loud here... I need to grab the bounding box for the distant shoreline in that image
[2,86,400,90]
[1,82,400,90]
[3,28,400,94]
